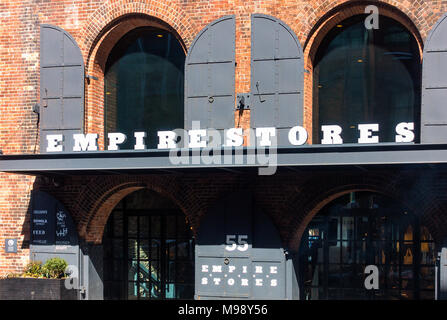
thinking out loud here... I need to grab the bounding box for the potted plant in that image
[0,257,78,300]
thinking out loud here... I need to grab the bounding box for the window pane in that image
[139,260,150,282]
[139,239,149,260]
[139,282,151,299]
[166,239,176,260]
[151,216,160,238]
[128,239,137,259]
[177,240,190,259]
[128,216,138,238]
[140,216,149,238]
[166,215,176,238]
[151,239,160,260]
[128,261,138,282]
[113,211,123,238]
[113,239,123,259]
[128,282,138,300]
[420,267,435,290]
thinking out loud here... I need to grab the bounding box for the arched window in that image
[313,15,421,144]
[105,27,185,149]
[299,192,436,300]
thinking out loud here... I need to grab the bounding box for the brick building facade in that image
[1,0,447,300]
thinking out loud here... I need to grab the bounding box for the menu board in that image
[31,191,77,246]
[55,205,71,245]
[32,208,51,245]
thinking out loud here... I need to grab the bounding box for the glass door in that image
[103,190,195,300]
[300,192,436,300]
[126,211,195,299]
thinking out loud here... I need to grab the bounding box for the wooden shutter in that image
[40,24,84,152]
[421,13,447,143]
[250,14,304,146]
[185,16,235,141]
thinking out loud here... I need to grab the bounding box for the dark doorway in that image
[299,192,435,300]
[103,189,195,299]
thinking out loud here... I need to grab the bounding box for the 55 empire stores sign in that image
[44,122,415,152]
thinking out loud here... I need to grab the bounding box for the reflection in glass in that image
[103,189,195,300]
[139,240,149,260]
[128,282,138,300]
[300,192,435,300]
[128,239,137,259]
[313,15,420,143]
[104,28,185,149]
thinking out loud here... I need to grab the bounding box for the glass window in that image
[105,28,185,149]
[299,192,435,300]
[313,15,421,143]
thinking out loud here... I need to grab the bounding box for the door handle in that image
[256,81,265,103]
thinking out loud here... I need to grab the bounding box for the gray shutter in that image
[195,192,293,299]
[250,14,304,146]
[185,16,235,142]
[421,13,447,144]
[40,24,84,152]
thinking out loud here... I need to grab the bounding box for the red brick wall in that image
[0,0,446,276]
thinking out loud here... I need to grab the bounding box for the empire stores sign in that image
[45,122,415,152]
[44,122,415,175]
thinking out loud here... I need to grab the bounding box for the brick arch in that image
[300,0,427,143]
[288,185,398,252]
[92,14,187,75]
[83,182,146,243]
[79,0,197,59]
[79,0,198,149]
[73,176,204,243]
[282,170,420,251]
[287,181,445,252]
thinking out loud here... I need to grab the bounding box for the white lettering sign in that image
[46,134,63,152]
[45,123,415,152]
[108,132,127,151]
[73,133,98,151]
[396,122,415,143]
[358,124,379,144]
[321,125,343,145]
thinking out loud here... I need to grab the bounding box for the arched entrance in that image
[299,192,436,300]
[102,189,195,300]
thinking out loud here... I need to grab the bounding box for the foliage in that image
[15,258,68,279]
[42,257,68,279]
[23,261,43,278]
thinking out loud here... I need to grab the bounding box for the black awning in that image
[1,143,447,175]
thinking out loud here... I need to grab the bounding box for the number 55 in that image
[225,234,248,252]
[237,235,248,251]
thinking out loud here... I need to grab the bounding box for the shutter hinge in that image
[32,104,40,114]
[236,93,250,110]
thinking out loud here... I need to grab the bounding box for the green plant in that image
[23,261,43,277]
[42,257,68,279]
